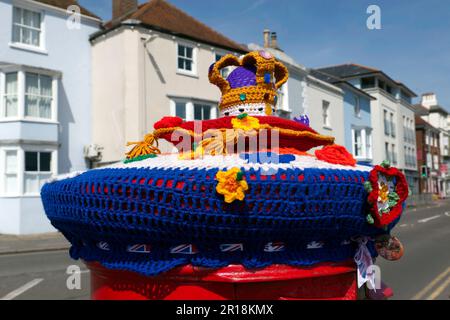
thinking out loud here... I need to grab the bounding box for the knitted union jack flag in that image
[170,244,198,255]
[127,244,151,253]
[264,242,285,252]
[220,243,244,252]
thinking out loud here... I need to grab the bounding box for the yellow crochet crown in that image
[209,51,289,116]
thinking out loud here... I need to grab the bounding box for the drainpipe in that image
[140,33,158,137]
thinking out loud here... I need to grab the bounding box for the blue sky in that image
[79,0,450,108]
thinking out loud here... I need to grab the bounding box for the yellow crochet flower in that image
[379,183,389,203]
[231,114,260,131]
[216,167,249,203]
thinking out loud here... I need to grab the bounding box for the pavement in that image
[0,232,70,255]
[0,199,448,300]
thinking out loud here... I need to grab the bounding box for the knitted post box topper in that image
[41,51,408,277]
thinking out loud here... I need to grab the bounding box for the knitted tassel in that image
[126,133,161,159]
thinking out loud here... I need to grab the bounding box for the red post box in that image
[86,261,358,300]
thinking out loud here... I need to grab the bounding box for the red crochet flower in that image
[315,145,357,166]
[367,165,409,228]
[154,117,184,130]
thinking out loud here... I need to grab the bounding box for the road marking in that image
[426,276,450,300]
[445,212,450,217]
[418,215,441,223]
[412,267,450,300]
[0,278,43,300]
[79,270,90,274]
[399,224,408,228]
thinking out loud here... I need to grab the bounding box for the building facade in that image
[310,70,374,164]
[316,64,419,194]
[0,0,100,234]
[90,0,247,165]
[415,116,441,194]
[420,93,450,196]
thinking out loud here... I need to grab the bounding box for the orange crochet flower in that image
[231,114,260,131]
[215,167,249,203]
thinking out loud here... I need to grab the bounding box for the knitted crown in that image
[209,51,289,117]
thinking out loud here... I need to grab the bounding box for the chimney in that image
[270,32,280,50]
[113,0,138,20]
[421,93,438,109]
[263,29,271,48]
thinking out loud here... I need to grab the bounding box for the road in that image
[377,200,450,300]
[0,251,90,300]
[0,202,449,300]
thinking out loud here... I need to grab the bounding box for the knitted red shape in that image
[154,117,184,130]
[367,165,409,228]
[315,145,357,166]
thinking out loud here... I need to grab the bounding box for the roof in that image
[97,0,247,53]
[429,104,449,115]
[415,115,439,131]
[412,104,430,115]
[310,69,375,101]
[35,0,100,19]
[316,63,417,97]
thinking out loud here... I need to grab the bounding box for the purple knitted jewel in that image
[294,114,310,127]
[227,65,257,89]
[259,50,273,60]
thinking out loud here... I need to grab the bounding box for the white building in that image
[0,0,100,234]
[248,30,345,146]
[316,64,419,193]
[90,0,247,165]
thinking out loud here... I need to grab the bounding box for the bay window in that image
[25,73,52,119]
[24,151,52,194]
[170,99,217,121]
[1,147,56,196]
[4,150,18,195]
[2,73,18,118]
[194,104,211,121]
[0,68,58,121]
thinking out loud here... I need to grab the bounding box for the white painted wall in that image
[305,76,345,146]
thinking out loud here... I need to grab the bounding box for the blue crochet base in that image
[42,166,393,276]
[66,237,378,276]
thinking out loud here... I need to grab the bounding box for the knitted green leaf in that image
[366,214,375,225]
[381,160,391,168]
[123,153,157,164]
[364,181,373,193]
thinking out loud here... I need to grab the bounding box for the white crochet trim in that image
[221,103,274,117]
[107,154,372,173]
[47,171,85,183]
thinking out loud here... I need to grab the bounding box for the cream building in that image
[90,0,246,165]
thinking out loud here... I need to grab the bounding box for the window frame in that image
[0,67,58,123]
[354,95,361,118]
[0,146,57,197]
[170,98,218,122]
[351,127,372,161]
[322,100,330,128]
[10,4,46,53]
[176,42,197,77]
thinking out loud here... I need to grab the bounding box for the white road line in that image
[0,278,43,300]
[445,212,450,217]
[400,224,408,228]
[418,215,441,223]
